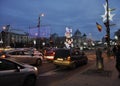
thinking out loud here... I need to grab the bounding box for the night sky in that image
[0,0,120,40]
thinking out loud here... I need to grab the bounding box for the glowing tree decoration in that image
[64,27,73,49]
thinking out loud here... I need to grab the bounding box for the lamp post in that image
[2,25,10,47]
[106,0,111,57]
[102,0,115,57]
[37,13,44,49]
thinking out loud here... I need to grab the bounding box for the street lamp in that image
[2,25,10,47]
[37,13,44,49]
[115,35,118,45]
[38,14,44,26]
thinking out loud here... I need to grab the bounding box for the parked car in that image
[0,48,43,66]
[0,58,38,86]
[53,48,88,69]
[44,48,56,61]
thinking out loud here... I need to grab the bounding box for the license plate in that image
[57,58,63,61]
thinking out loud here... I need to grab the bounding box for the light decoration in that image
[64,27,73,49]
[101,2,115,22]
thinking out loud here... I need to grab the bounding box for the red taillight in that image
[53,52,55,55]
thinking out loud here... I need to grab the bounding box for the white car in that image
[0,58,38,86]
[0,49,43,66]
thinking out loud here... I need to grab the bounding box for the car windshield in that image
[54,49,70,58]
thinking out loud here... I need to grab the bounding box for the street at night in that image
[0,0,120,86]
[35,51,120,86]
[36,51,95,86]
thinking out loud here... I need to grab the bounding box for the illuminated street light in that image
[2,25,10,47]
[115,35,118,40]
[115,35,118,45]
[37,13,44,49]
[2,26,6,30]
[37,13,44,28]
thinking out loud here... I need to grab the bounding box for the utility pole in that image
[101,0,115,57]
[106,0,111,57]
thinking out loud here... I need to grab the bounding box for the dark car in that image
[53,48,88,69]
[44,48,56,61]
[0,58,38,86]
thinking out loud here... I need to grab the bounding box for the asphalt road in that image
[35,60,95,86]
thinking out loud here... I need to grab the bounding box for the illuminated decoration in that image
[101,2,115,22]
[29,25,51,38]
[64,27,73,49]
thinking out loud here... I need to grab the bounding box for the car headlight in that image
[34,67,38,71]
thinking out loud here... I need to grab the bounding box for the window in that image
[0,59,17,71]
[9,51,17,55]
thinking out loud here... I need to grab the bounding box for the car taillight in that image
[53,52,55,55]
[1,55,6,58]
[67,56,71,61]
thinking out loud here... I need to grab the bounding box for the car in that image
[53,48,88,69]
[0,58,38,86]
[44,48,56,61]
[21,48,44,57]
[0,48,43,66]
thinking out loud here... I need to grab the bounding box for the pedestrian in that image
[114,45,120,78]
[96,47,104,70]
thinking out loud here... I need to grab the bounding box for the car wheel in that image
[23,75,36,86]
[36,59,42,66]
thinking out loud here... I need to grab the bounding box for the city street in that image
[35,51,95,86]
[35,51,120,86]
[0,0,120,86]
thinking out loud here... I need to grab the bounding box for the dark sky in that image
[0,0,120,40]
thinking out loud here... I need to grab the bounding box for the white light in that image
[115,35,118,40]
[41,13,44,17]
[34,40,36,45]
[2,26,6,30]
[34,67,38,71]
[101,2,115,22]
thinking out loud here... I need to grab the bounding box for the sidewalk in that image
[50,57,120,86]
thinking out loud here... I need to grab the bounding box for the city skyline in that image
[0,0,120,40]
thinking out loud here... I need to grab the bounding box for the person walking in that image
[114,45,120,78]
[96,47,104,70]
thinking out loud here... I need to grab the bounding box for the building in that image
[0,30,30,48]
